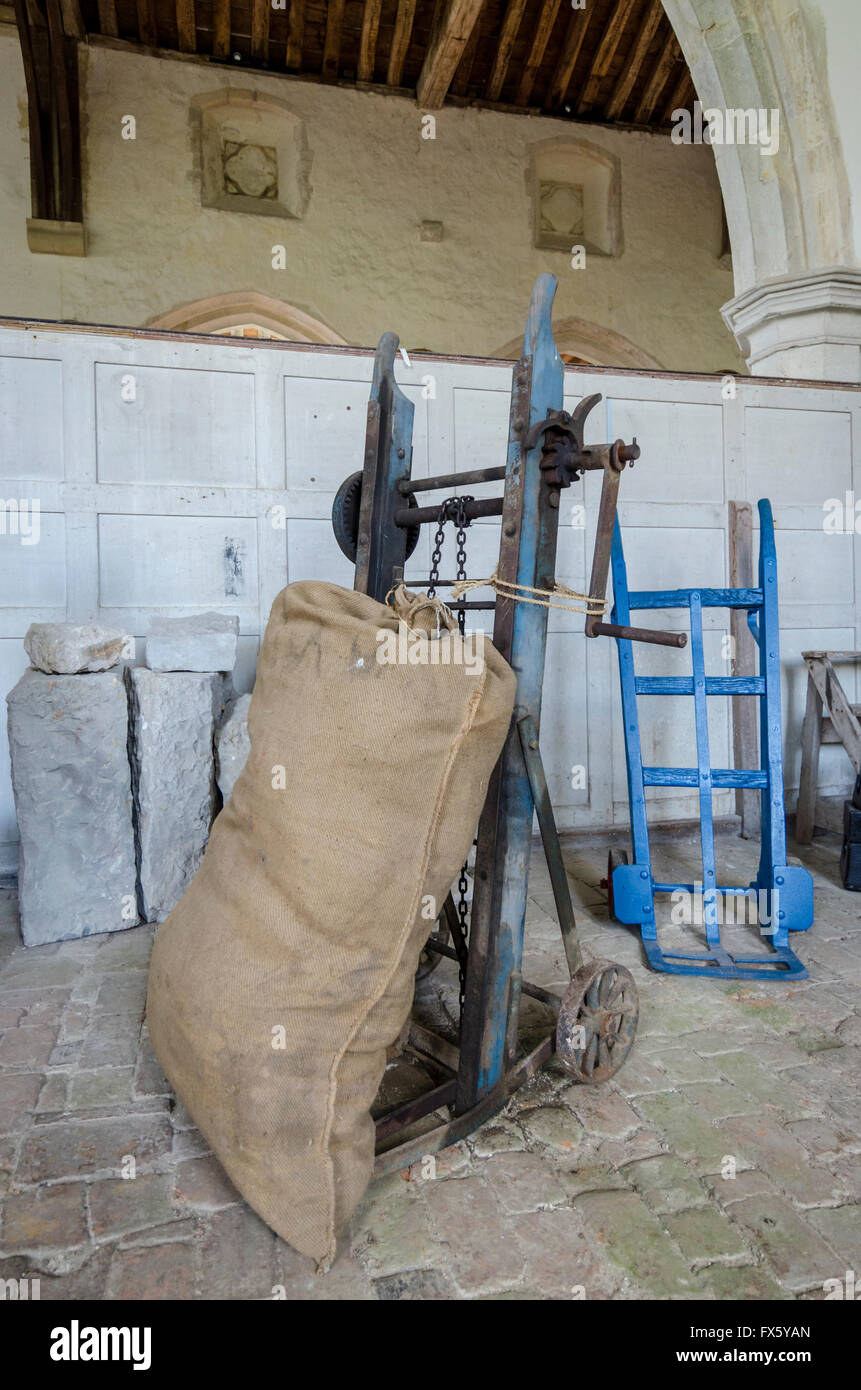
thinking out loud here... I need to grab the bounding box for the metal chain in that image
[452,499,471,638]
[456,862,471,1017]
[427,496,473,635]
[426,495,474,1015]
[427,516,446,599]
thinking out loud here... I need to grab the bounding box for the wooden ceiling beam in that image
[546,4,591,110]
[251,0,270,63]
[387,0,417,87]
[13,0,49,218]
[212,0,230,58]
[45,0,75,218]
[484,0,527,103]
[175,0,195,53]
[603,0,663,121]
[661,68,694,125]
[285,0,304,69]
[450,9,480,96]
[633,34,681,123]
[97,0,118,38]
[135,0,157,47]
[514,0,561,108]
[577,0,638,114]
[357,0,382,82]
[13,0,83,228]
[59,0,83,38]
[416,0,486,110]
[322,0,344,79]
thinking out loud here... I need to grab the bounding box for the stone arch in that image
[661,0,861,379]
[147,292,348,345]
[491,315,663,370]
[663,0,853,289]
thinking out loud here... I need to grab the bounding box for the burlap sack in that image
[147,580,515,1265]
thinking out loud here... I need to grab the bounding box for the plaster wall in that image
[0,32,743,372]
[815,0,861,266]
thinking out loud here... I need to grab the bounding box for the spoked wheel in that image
[605,847,629,919]
[556,958,638,1084]
[415,917,449,981]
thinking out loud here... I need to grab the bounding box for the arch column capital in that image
[722,268,861,382]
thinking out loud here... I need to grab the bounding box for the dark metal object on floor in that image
[842,785,861,890]
[332,274,669,1171]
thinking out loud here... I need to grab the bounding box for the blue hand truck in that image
[608,498,814,980]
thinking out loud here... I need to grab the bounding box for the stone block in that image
[195,1205,278,1300]
[145,612,238,673]
[574,1190,698,1298]
[16,1115,173,1183]
[215,693,251,802]
[127,670,228,923]
[107,1241,196,1300]
[1,1183,88,1251]
[728,1194,841,1291]
[88,1174,178,1241]
[7,670,139,945]
[422,1174,522,1296]
[174,1154,239,1210]
[24,622,127,674]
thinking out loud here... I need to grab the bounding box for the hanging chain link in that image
[427,495,473,636]
[456,862,471,1017]
[426,496,474,1015]
[451,498,471,638]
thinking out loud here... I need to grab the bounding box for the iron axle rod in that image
[591,620,688,649]
[398,465,508,494]
[394,497,504,527]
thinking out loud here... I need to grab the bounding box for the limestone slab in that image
[215,693,251,802]
[127,669,228,922]
[24,622,127,674]
[7,670,139,945]
[145,613,238,673]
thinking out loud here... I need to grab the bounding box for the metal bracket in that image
[520,394,640,489]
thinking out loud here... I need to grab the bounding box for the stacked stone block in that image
[127,669,229,923]
[7,628,138,946]
[215,693,251,803]
[7,613,241,941]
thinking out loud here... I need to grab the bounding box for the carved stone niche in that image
[530,138,622,258]
[191,89,311,220]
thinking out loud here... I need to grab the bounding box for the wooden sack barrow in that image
[332,274,683,1172]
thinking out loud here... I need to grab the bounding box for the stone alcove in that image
[529,137,623,259]
[190,88,312,221]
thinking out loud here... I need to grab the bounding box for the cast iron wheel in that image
[332,470,421,564]
[605,847,630,920]
[556,959,638,1084]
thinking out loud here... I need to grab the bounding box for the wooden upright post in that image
[729,501,761,838]
[14,0,85,255]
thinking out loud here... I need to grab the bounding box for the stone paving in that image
[0,826,859,1301]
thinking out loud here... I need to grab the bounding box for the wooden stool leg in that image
[796,673,823,843]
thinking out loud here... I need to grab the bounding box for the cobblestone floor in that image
[0,827,859,1301]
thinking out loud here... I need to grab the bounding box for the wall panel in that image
[0,322,857,869]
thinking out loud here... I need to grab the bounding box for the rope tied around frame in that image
[450,571,609,617]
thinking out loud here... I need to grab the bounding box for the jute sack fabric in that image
[147,579,515,1266]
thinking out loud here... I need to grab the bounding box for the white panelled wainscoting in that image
[1,319,858,872]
